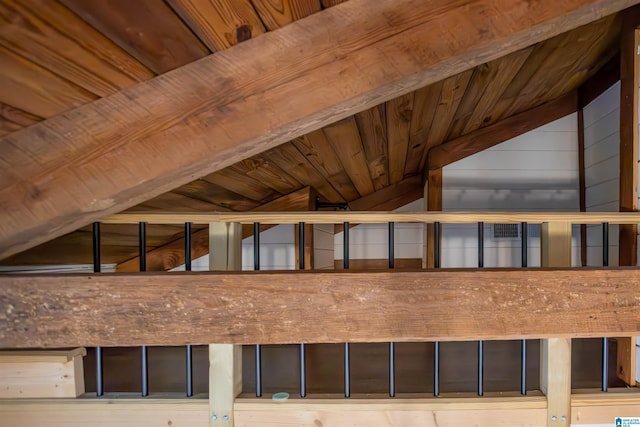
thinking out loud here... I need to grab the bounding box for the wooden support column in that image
[209,222,242,427]
[424,169,443,268]
[618,10,640,387]
[577,103,587,267]
[540,221,572,427]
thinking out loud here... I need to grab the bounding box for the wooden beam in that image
[578,53,620,109]
[618,9,640,387]
[540,222,572,427]
[3,268,640,348]
[577,106,587,267]
[1,0,636,261]
[427,92,578,170]
[116,187,314,272]
[425,169,442,268]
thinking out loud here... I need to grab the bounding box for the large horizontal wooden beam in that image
[1,0,636,261]
[2,268,640,348]
[427,91,578,170]
[2,393,640,427]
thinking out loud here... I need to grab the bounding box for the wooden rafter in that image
[426,91,578,170]
[2,268,640,347]
[0,0,636,261]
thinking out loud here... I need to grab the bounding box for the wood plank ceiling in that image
[0,0,622,267]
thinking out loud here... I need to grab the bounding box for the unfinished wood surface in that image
[104,211,640,225]
[0,0,152,97]
[251,0,321,31]
[210,344,242,427]
[355,105,389,191]
[386,93,414,184]
[168,0,266,51]
[3,0,632,261]
[616,338,637,387]
[4,268,640,347]
[0,348,85,398]
[541,222,573,267]
[425,169,442,269]
[1,399,209,427]
[0,102,40,137]
[334,258,422,270]
[235,397,547,427]
[428,92,578,169]
[578,54,620,108]
[60,0,208,73]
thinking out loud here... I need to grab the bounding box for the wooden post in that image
[617,9,639,386]
[540,221,572,427]
[424,169,442,268]
[209,222,242,427]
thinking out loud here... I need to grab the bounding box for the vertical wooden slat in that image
[424,169,443,269]
[209,222,243,426]
[618,10,640,387]
[577,105,587,267]
[540,221,572,427]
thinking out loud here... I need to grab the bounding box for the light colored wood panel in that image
[0,348,85,398]
[0,0,152,97]
[251,0,321,30]
[6,268,640,347]
[262,141,344,202]
[1,399,209,427]
[355,105,389,191]
[425,70,474,147]
[386,93,414,184]
[324,117,375,196]
[428,92,578,169]
[169,0,266,50]
[0,45,96,117]
[293,130,359,200]
[105,211,640,225]
[210,344,242,427]
[616,338,637,387]
[406,81,442,176]
[2,0,637,261]
[61,0,208,74]
[0,102,41,137]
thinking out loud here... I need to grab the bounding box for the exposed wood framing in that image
[427,92,578,170]
[425,169,442,268]
[3,393,640,427]
[577,105,587,267]
[1,0,637,261]
[116,187,314,272]
[3,268,640,348]
[618,9,640,386]
[578,54,620,109]
[540,221,573,427]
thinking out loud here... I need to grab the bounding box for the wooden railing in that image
[2,211,640,427]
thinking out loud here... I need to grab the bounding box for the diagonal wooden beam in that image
[0,0,636,260]
[578,53,621,109]
[2,268,640,348]
[116,187,316,272]
[427,91,578,170]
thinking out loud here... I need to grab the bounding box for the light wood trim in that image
[540,222,572,427]
[0,348,86,363]
[4,269,640,348]
[1,0,637,262]
[104,211,640,225]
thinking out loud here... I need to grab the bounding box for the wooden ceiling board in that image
[323,117,375,197]
[405,80,443,178]
[320,0,347,8]
[354,104,389,191]
[0,44,96,117]
[172,179,261,211]
[134,191,231,212]
[204,167,281,203]
[293,130,360,201]
[60,0,209,74]
[251,0,322,30]
[0,102,40,137]
[386,92,414,184]
[168,0,266,50]
[261,141,345,202]
[238,154,304,195]
[0,0,153,98]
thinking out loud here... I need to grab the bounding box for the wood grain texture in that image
[323,117,375,196]
[1,0,637,261]
[355,105,389,191]
[61,0,208,73]
[428,91,578,169]
[168,0,266,50]
[426,169,442,269]
[334,258,422,270]
[0,44,97,117]
[251,0,321,30]
[347,176,423,211]
[0,102,40,137]
[3,268,640,347]
[406,81,441,176]
[386,93,414,184]
[578,54,620,108]
[0,0,152,97]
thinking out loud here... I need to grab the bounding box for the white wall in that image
[442,114,581,267]
[583,82,620,266]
